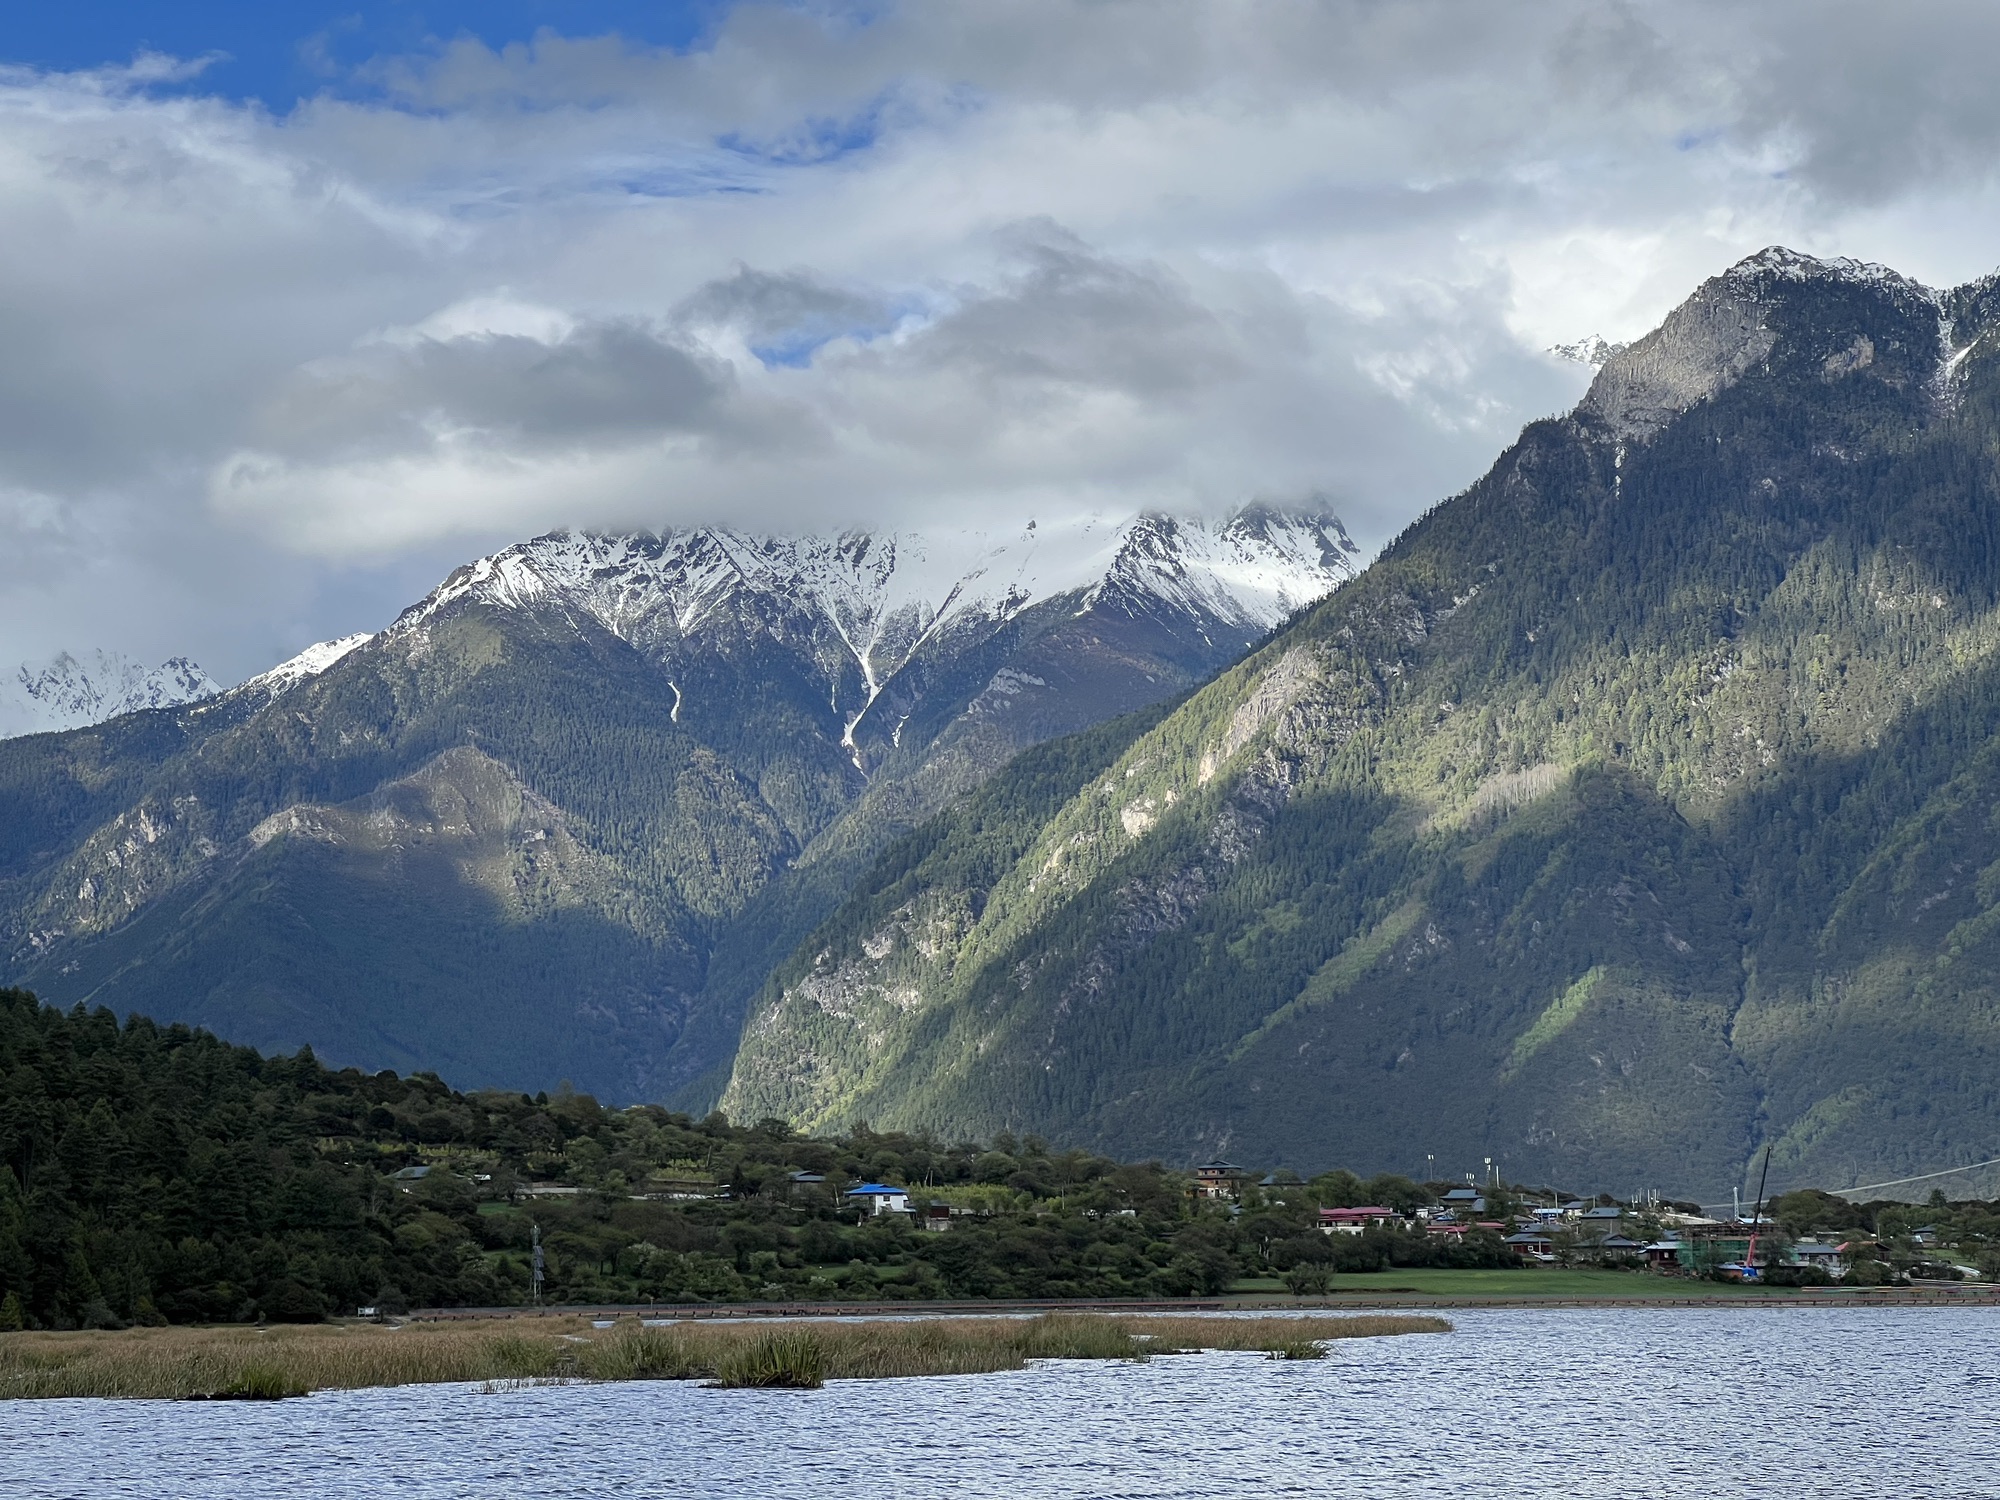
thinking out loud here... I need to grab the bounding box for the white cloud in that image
[3,1,2000,677]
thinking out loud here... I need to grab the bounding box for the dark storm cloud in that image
[1724,0,2000,204]
[254,321,739,462]
[890,223,1244,402]
[673,266,895,366]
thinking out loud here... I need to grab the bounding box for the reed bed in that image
[0,1312,1449,1401]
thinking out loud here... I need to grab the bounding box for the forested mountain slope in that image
[725,248,2000,1200]
[0,509,1354,1101]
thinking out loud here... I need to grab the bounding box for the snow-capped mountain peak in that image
[1721,245,1934,299]
[0,650,219,739]
[234,634,374,701]
[394,503,1358,660]
[1091,505,1360,633]
[376,504,1359,771]
[1549,336,1626,369]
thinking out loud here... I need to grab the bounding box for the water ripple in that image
[4,1308,1997,1499]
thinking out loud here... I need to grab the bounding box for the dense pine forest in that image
[0,990,1519,1329]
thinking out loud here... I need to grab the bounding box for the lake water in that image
[5,1308,1997,1498]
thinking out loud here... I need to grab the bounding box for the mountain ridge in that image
[0,501,1358,1104]
[720,245,2000,1199]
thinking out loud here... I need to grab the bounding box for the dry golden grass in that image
[0,1312,1450,1400]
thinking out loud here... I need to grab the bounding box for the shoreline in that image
[400,1286,2000,1320]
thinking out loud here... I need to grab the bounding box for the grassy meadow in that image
[0,1312,1450,1401]
[1232,1268,1779,1299]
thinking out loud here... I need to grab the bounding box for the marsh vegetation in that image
[0,1312,1448,1399]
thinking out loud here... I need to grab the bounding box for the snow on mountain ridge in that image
[1722,246,1935,298]
[1549,336,1626,369]
[0,650,219,739]
[393,506,1360,695]
[235,634,374,700]
[1092,506,1361,636]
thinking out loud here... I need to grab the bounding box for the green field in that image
[1231,1269,1773,1300]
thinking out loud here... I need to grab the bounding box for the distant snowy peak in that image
[0,650,219,739]
[1093,506,1361,632]
[235,634,374,700]
[1550,336,1626,369]
[393,505,1360,659]
[397,527,1043,646]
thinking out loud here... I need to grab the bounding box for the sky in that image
[6,2,2000,683]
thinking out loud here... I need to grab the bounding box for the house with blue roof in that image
[844,1183,911,1216]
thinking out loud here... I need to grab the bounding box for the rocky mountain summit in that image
[0,503,1355,1102]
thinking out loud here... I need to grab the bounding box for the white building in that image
[845,1183,911,1215]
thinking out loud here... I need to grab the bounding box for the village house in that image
[1318,1206,1405,1234]
[1789,1240,1850,1276]
[1503,1231,1556,1263]
[1194,1161,1247,1200]
[845,1183,912,1215]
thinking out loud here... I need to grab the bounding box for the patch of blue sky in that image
[749,297,921,369]
[1674,127,1725,152]
[603,158,773,202]
[748,328,855,369]
[2,1,728,111]
[376,144,774,219]
[718,101,889,170]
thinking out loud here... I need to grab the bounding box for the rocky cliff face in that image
[724,248,2000,1201]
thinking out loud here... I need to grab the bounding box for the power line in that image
[1832,1154,2000,1198]
[1699,1152,2000,1213]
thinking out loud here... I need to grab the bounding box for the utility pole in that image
[531,1222,545,1307]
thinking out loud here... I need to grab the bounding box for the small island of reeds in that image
[0,1313,1449,1400]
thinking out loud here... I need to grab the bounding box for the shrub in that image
[203,1365,309,1401]
[1282,1264,1334,1295]
[710,1331,825,1389]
